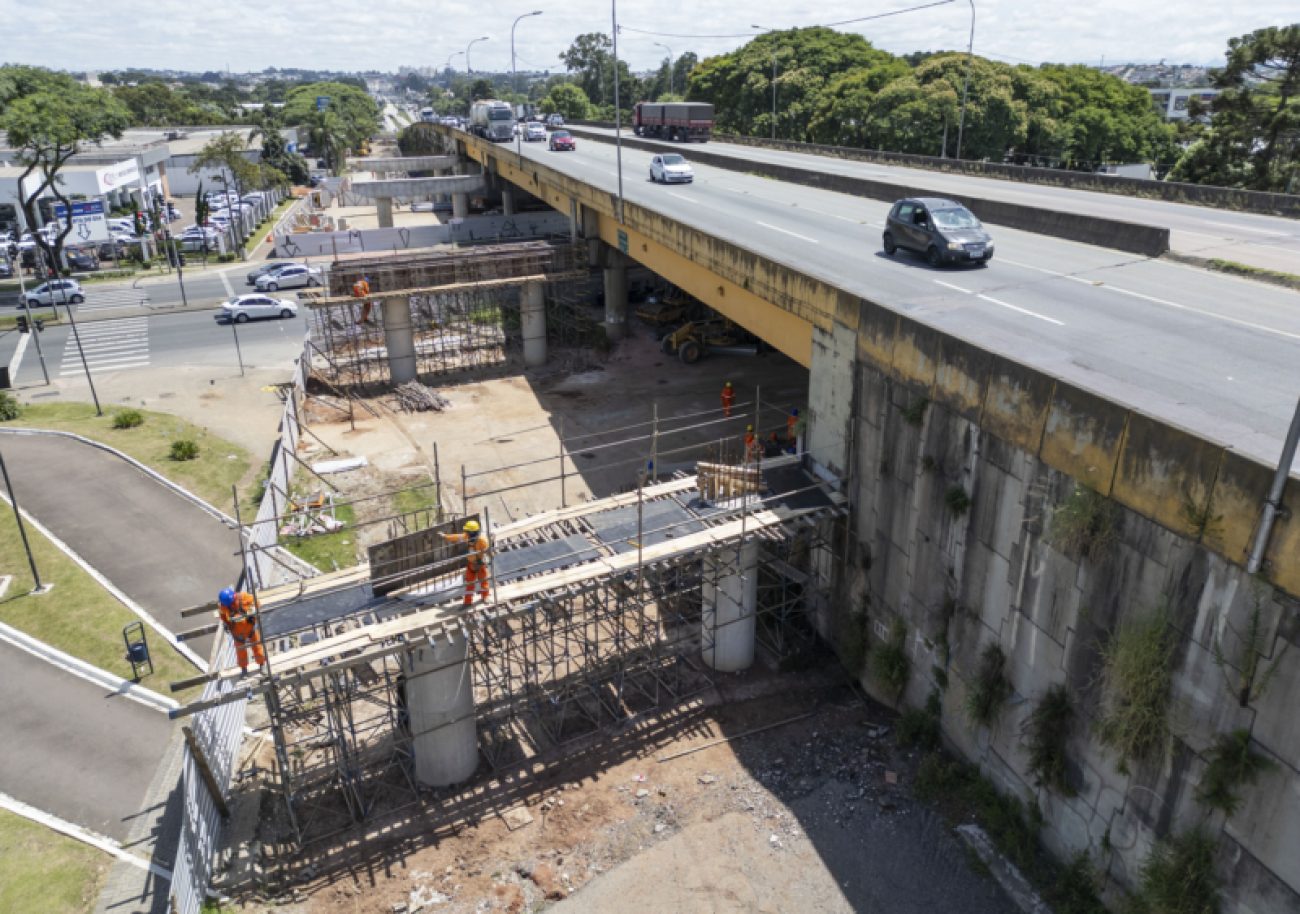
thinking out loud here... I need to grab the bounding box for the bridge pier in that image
[701,539,758,672]
[381,297,418,383]
[376,197,394,229]
[502,185,516,216]
[401,636,478,787]
[603,247,628,341]
[522,280,547,367]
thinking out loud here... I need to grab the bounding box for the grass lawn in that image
[243,199,296,257]
[6,402,255,515]
[281,502,358,572]
[392,479,440,518]
[0,502,202,694]
[0,307,60,331]
[0,808,109,914]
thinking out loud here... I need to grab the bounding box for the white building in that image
[1150,87,1220,120]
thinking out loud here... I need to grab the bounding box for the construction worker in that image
[352,275,373,325]
[787,408,800,443]
[721,381,735,417]
[442,519,491,605]
[218,587,265,675]
[743,424,760,463]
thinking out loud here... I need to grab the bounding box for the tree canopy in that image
[559,32,640,112]
[281,81,380,154]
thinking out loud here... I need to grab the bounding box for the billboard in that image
[95,159,141,193]
[51,200,109,243]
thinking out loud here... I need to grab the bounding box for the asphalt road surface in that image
[577,127,1300,275]
[510,135,1300,471]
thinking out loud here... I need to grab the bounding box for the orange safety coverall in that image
[721,385,735,417]
[744,431,759,462]
[353,279,373,324]
[220,591,265,671]
[787,413,798,442]
[442,530,491,605]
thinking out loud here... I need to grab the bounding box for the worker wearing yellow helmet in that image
[721,381,735,417]
[441,518,492,605]
[743,424,759,463]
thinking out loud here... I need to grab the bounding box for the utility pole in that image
[12,255,50,385]
[612,1,625,223]
[0,450,50,594]
[955,0,977,160]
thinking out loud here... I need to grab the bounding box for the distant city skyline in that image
[3,1,1295,74]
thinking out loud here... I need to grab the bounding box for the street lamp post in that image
[513,11,544,160]
[612,1,624,222]
[655,42,674,96]
[444,50,464,87]
[955,0,976,160]
[466,36,490,75]
[752,26,777,140]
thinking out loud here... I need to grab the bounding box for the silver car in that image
[221,294,299,323]
[650,153,694,184]
[25,278,84,306]
[255,263,322,291]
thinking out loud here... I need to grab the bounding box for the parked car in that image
[246,260,290,286]
[882,197,994,266]
[548,130,576,151]
[254,263,322,291]
[0,258,12,279]
[220,294,299,323]
[546,113,565,128]
[25,278,84,307]
[66,247,100,271]
[97,239,131,260]
[650,153,694,184]
[524,122,547,142]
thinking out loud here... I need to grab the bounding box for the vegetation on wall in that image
[1195,729,1275,817]
[1211,584,1287,707]
[870,617,911,705]
[1128,829,1220,914]
[1051,484,1120,560]
[945,485,973,516]
[1097,607,1175,773]
[1022,684,1075,795]
[896,688,943,751]
[964,643,1011,727]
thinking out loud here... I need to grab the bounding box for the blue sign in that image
[52,200,106,219]
[51,199,108,243]
[316,95,330,111]
[286,141,298,153]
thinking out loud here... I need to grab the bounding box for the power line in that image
[619,0,956,40]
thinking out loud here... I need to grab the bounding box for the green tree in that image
[539,82,593,120]
[1029,64,1176,169]
[397,122,442,157]
[189,131,262,257]
[304,110,348,175]
[468,78,495,101]
[281,81,380,155]
[0,67,130,275]
[559,32,639,110]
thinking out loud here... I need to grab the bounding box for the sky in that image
[2,0,1295,74]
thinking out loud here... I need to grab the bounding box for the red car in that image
[548,130,576,151]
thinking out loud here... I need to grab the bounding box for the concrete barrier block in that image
[1110,413,1226,539]
[888,317,940,390]
[932,336,994,423]
[1200,450,1274,564]
[1040,382,1129,494]
[980,356,1054,455]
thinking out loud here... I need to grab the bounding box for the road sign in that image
[316,96,330,111]
[617,229,629,255]
[51,200,109,243]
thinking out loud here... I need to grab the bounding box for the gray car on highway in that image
[883,197,994,267]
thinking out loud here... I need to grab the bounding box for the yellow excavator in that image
[659,319,756,364]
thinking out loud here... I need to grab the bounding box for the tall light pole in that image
[445,50,464,86]
[955,0,976,160]
[513,11,543,161]
[655,42,674,96]
[752,26,777,140]
[612,2,624,223]
[466,36,489,75]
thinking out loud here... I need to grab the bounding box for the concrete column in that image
[581,205,602,264]
[376,197,394,228]
[452,193,470,220]
[603,247,628,342]
[401,636,478,787]
[502,185,516,216]
[701,539,758,672]
[381,297,418,383]
[521,280,546,367]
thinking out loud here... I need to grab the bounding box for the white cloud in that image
[2,0,1295,73]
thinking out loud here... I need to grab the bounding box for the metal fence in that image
[171,342,312,914]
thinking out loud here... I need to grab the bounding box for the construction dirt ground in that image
[213,325,1019,914]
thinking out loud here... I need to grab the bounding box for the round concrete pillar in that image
[376,197,394,228]
[603,247,628,342]
[701,539,758,672]
[381,297,418,383]
[402,635,478,787]
[452,193,470,220]
[521,280,547,367]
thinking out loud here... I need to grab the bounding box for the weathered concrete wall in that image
[826,300,1300,912]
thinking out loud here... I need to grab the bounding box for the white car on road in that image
[24,278,84,306]
[255,263,322,291]
[221,294,299,323]
[650,154,695,184]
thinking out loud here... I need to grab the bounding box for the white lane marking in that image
[933,279,974,294]
[996,257,1300,342]
[1197,219,1292,237]
[666,191,700,204]
[806,209,862,224]
[220,270,234,297]
[0,790,172,880]
[977,293,1065,326]
[7,331,31,382]
[755,221,820,244]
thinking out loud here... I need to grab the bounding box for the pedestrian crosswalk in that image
[60,317,150,376]
[76,288,152,312]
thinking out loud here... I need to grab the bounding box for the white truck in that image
[470,100,515,142]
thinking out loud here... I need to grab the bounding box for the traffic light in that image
[16,315,27,334]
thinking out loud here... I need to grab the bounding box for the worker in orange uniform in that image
[218,587,265,675]
[743,424,760,463]
[441,519,491,606]
[352,275,373,325]
[721,381,735,417]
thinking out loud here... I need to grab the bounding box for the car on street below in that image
[524,122,547,142]
[650,153,694,184]
[254,263,322,291]
[24,278,84,307]
[221,294,299,323]
[246,260,290,286]
[549,130,576,151]
[546,113,565,128]
[66,247,99,272]
[882,197,994,266]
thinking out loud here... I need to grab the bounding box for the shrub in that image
[1129,830,1220,914]
[902,396,929,426]
[1098,607,1174,772]
[1195,729,1274,816]
[897,688,943,751]
[170,438,200,461]
[0,391,20,421]
[1023,684,1075,795]
[945,485,972,516]
[965,643,1011,727]
[112,408,144,429]
[1052,484,1119,560]
[1049,854,1105,914]
[870,618,910,704]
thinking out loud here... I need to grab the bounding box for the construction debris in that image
[393,381,450,413]
[311,456,369,475]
